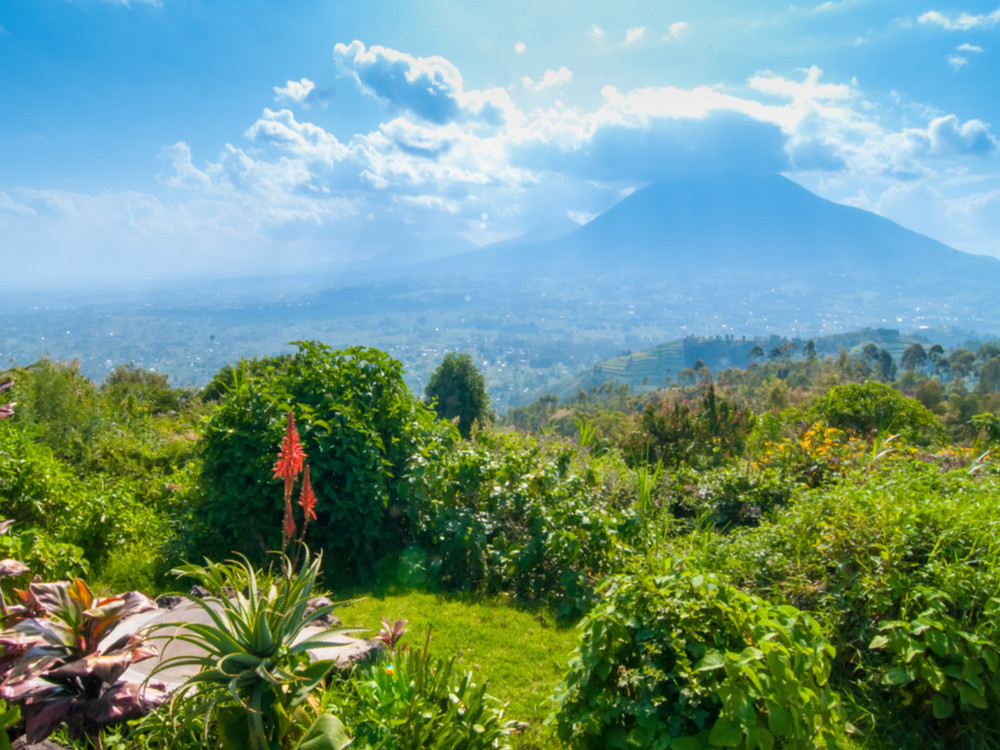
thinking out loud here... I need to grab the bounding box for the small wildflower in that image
[385,664,395,674]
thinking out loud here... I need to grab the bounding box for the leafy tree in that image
[424,352,492,439]
[947,348,976,379]
[900,343,927,373]
[803,339,817,361]
[101,362,182,414]
[874,348,897,382]
[975,344,1000,363]
[201,354,293,402]
[976,356,1000,396]
[747,344,764,362]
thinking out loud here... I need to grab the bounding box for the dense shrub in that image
[197,342,446,578]
[405,431,637,618]
[671,465,797,528]
[620,385,754,468]
[553,567,843,749]
[695,457,1000,746]
[809,381,944,445]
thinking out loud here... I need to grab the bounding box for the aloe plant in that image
[156,549,353,750]
[0,577,166,748]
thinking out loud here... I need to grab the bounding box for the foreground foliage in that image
[554,568,842,749]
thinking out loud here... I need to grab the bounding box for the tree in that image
[947,348,976,379]
[874,348,897,382]
[425,352,492,439]
[900,343,927,373]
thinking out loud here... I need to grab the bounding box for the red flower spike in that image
[273,412,306,482]
[299,465,317,524]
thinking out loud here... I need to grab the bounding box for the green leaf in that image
[868,634,889,650]
[294,713,352,750]
[884,667,914,686]
[696,651,726,672]
[708,717,744,747]
[931,694,954,719]
[767,703,790,736]
[216,706,251,750]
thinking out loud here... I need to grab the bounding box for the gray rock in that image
[13,738,67,750]
[304,596,342,627]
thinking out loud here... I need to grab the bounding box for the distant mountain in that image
[457,173,1000,281]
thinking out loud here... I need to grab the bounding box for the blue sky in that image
[2,0,999,287]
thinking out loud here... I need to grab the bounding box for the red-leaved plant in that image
[0,578,167,748]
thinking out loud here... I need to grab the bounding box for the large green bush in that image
[695,457,1000,746]
[405,431,637,618]
[553,567,843,749]
[197,342,446,577]
[808,381,943,445]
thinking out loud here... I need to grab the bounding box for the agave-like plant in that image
[156,548,353,750]
[0,577,166,748]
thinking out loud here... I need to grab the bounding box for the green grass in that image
[332,589,579,747]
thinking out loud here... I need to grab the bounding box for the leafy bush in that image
[672,465,797,529]
[693,456,1000,745]
[619,385,755,469]
[406,431,637,618]
[197,342,446,576]
[809,381,944,445]
[868,588,1000,724]
[552,567,843,749]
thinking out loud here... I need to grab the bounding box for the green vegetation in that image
[1,334,1000,749]
[425,352,493,439]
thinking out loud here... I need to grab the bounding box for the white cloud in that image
[750,66,854,101]
[589,24,606,39]
[333,40,517,126]
[274,78,315,104]
[567,209,595,225]
[625,27,646,45]
[514,42,526,54]
[957,43,985,52]
[948,54,969,70]
[246,108,347,164]
[918,7,1000,30]
[665,22,688,39]
[521,67,573,92]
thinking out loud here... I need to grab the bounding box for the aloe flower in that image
[299,465,317,527]
[273,411,306,482]
[274,412,306,550]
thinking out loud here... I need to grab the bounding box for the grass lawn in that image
[332,588,579,747]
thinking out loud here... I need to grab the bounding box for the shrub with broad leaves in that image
[553,566,843,749]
